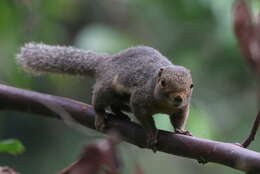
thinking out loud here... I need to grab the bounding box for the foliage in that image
[0,139,25,155]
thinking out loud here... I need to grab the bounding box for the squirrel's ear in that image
[158,68,164,77]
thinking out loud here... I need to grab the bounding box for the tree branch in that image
[0,84,260,173]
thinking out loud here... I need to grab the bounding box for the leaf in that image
[233,0,254,65]
[233,0,260,73]
[0,139,25,155]
[0,166,20,174]
[59,135,120,174]
[133,164,145,174]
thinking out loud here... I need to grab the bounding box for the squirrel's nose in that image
[174,96,183,104]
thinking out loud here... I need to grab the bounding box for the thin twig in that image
[242,110,260,148]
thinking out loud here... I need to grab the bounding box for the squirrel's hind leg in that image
[92,84,115,132]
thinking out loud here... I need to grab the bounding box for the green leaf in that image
[0,139,25,155]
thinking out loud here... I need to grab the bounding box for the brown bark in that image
[0,84,260,173]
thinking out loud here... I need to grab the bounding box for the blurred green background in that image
[0,0,260,173]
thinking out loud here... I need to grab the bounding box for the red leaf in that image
[0,166,20,174]
[133,164,145,174]
[233,0,255,65]
[59,136,121,174]
[252,14,260,70]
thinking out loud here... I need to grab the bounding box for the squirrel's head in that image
[154,66,193,108]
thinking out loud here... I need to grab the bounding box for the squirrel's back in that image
[96,46,173,89]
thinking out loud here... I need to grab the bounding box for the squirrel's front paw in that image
[146,130,159,152]
[95,117,106,132]
[175,129,192,136]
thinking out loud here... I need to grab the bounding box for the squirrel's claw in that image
[146,130,159,152]
[95,117,106,132]
[175,129,192,136]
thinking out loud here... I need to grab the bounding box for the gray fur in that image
[16,43,193,151]
[17,43,108,76]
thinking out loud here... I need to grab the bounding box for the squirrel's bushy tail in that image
[16,43,107,76]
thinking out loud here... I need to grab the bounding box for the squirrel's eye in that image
[190,84,194,89]
[161,79,167,87]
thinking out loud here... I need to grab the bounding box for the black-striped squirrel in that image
[17,43,193,151]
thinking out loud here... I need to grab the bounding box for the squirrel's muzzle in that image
[168,93,189,108]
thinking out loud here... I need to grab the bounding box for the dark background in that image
[0,0,259,173]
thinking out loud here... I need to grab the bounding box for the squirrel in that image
[17,43,193,151]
